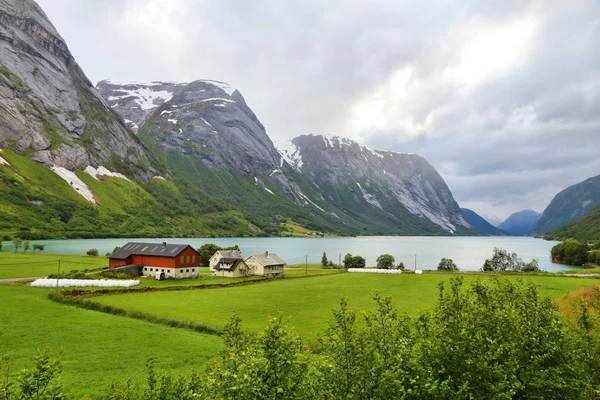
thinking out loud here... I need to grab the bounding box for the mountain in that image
[0,0,154,179]
[100,79,475,236]
[481,214,503,228]
[461,209,509,236]
[532,175,600,235]
[498,210,542,236]
[277,135,473,235]
[545,203,600,241]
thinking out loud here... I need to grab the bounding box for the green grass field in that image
[93,273,600,341]
[0,252,107,279]
[0,284,222,399]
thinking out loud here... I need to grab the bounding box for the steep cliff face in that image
[0,0,153,179]
[278,135,471,234]
[533,175,600,235]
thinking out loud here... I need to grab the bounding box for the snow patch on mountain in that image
[276,140,303,171]
[108,87,174,111]
[51,166,96,204]
[0,149,9,166]
[85,166,131,181]
[200,80,236,96]
[356,182,383,209]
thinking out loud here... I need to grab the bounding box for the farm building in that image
[109,242,200,279]
[245,252,286,277]
[209,250,250,278]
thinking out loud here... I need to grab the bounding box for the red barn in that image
[109,242,201,279]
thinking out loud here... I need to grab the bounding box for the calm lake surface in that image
[12,236,576,272]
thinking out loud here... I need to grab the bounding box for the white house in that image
[209,250,249,278]
[245,252,286,277]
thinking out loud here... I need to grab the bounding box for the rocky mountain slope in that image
[277,135,473,235]
[498,210,542,236]
[461,208,509,236]
[100,80,475,236]
[532,175,600,235]
[0,0,154,179]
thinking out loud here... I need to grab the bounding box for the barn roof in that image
[246,253,286,267]
[109,242,198,260]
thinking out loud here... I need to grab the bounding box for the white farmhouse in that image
[245,252,286,278]
[209,250,249,278]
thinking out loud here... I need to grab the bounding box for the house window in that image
[186,269,189,273]
[180,255,184,263]
[192,255,196,263]
[191,269,195,272]
[186,255,190,263]
[144,267,147,271]
[150,268,153,272]
[161,269,164,272]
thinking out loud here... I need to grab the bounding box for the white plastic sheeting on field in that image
[348,268,403,274]
[30,279,139,288]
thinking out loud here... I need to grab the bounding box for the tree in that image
[376,254,395,269]
[32,244,45,253]
[343,253,366,269]
[551,239,589,266]
[522,259,540,272]
[322,252,328,267]
[86,249,99,256]
[12,238,22,252]
[482,247,527,272]
[23,240,30,253]
[437,258,458,271]
[0,241,2,252]
[397,262,405,271]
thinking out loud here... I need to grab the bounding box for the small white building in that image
[209,250,249,278]
[245,252,286,278]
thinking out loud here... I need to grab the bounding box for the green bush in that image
[551,239,590,266]
[376,254,395,269]
[437,257,458,271]
[86,248,99,256]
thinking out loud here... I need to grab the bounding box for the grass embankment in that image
[93,273,600,341]
[0,285,222,399]
[0,252,106,279]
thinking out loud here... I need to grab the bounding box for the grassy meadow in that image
[1,251,600,398]
[93,272,600,341]
[0,252,107,279]
[0,284,222,399]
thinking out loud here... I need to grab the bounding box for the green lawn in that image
[0,252,107,279]
[0,285,222,399]
[93,273,600,342]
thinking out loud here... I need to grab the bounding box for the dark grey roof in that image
[214,259,243,272]
[214,250,243,260]
[246,253,286,267]
[109,242,199,260]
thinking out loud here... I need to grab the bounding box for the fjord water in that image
[17,236,574,272]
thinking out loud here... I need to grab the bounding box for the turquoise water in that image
[4,236,575,272]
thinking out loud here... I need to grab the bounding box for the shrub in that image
[437,258,458,271]
[343,253,366,269]
[86,249,99,256]
[32,244,45,253]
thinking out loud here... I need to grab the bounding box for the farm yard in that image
[1,251,600,398]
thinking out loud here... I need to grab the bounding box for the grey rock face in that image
[279,135,470,233]
[0,0,154,179]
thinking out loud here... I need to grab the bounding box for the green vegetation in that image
[197,243,240,267]
[551,239,596,266]
[482,247,540,272]
[0,252,107,279]
[545,203,600,241]
[0,285,222,399]
[343,253,366,269]
[437,257,458,271]
[91,273,598,341]
[376,253,395,269]
[28,278,600,399]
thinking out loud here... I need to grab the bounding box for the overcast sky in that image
[37,0,600,220]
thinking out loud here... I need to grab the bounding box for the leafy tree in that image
[86,249,99,256]
[481,247,532,272]
[376,254,395,269]
[23,240,30,253]
[0,241,2,252]
[2,235,10,242]
[32,244,45,253]
[437,257,458,271]
[397,262,405,271]
[521,259,540,272]
[12,238,22,252]
[551,239,589,266]
[321,252,328,267]
[343,253,366,269]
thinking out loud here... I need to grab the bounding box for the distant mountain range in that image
[461,209,509,236]
[0,0,479,239]
[498,210,542,236]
